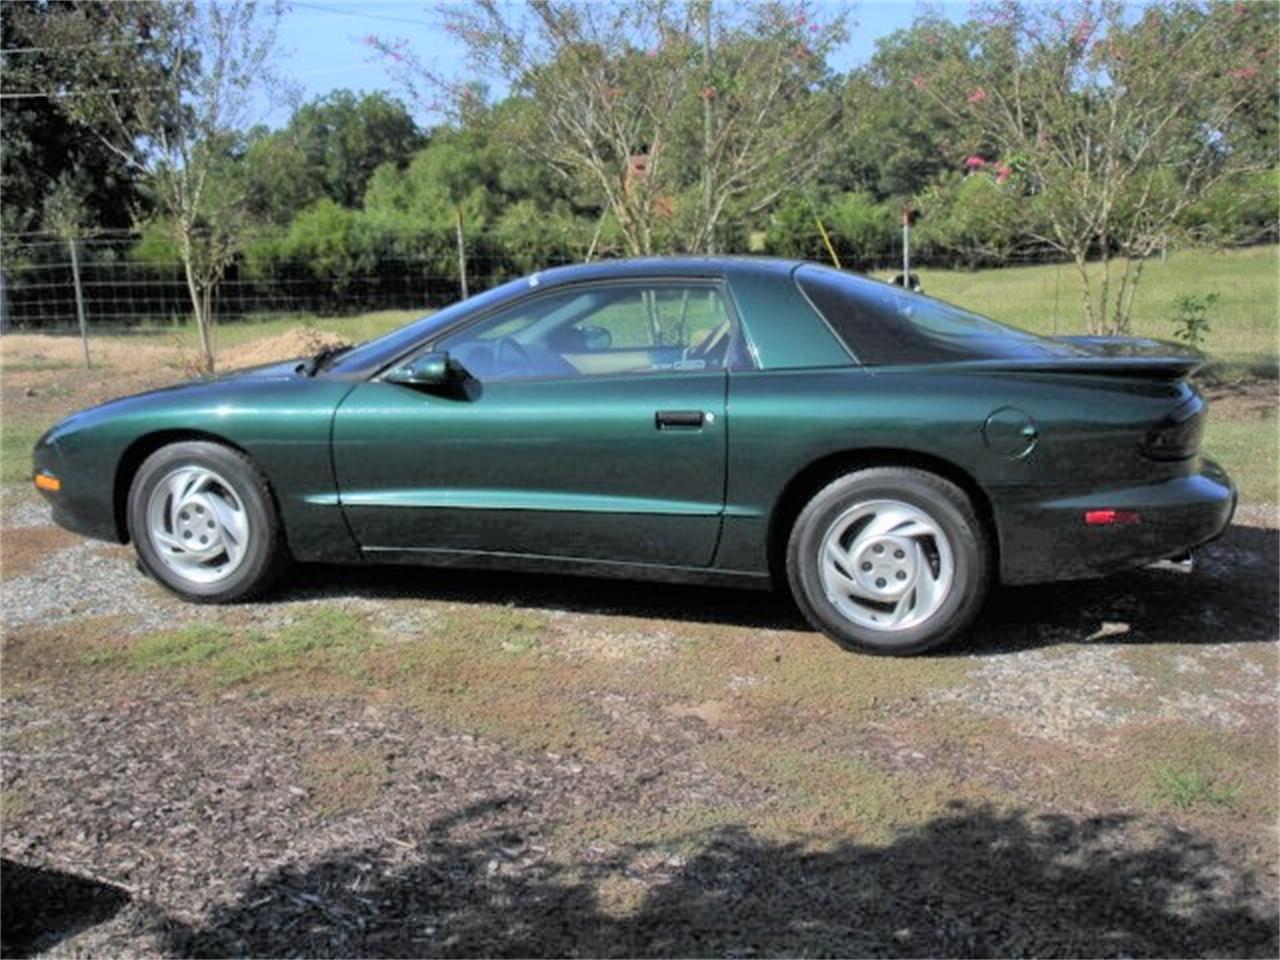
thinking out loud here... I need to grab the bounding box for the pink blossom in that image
[700,86,717,100]
[967,86,988,105]
[1232,65,1259,79]
[809,22,819,34]
[965,155,987,169]
[911,74,926,90]
[1072,18,1094,47]
[995,163,1012,184]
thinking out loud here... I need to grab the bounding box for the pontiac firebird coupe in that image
[32,258,1236,654]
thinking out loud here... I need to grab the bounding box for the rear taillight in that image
[1142,395,1204,461]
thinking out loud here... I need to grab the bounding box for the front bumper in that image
[32,434,123,544]
[996,458,1236,585]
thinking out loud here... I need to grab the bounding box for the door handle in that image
[655,409,710,430]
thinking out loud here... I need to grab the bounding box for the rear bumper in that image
[996,458,1236,585]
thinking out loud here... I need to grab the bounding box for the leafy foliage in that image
[1169,292,1219,350]
[3,0,1275,341]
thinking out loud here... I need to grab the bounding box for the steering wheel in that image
[496,336,534,379]
[683,320,731,366]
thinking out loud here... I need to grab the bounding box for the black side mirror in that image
[385,352,454,389]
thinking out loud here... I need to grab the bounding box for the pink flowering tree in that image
[911,0,1276,334]
[368,1,847,255]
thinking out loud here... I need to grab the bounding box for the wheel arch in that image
[765,447,998,585]
[113,430,273,544]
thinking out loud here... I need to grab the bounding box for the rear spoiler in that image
[939,355,1204,381]
[900,334,1204,381]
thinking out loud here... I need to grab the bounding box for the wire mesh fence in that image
[0,227,1201,337]
[0,232,591,334]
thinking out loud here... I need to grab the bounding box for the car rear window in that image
[794,264,1084,365]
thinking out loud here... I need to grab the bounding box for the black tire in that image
[786,467,991,655]
[126,441,289,602]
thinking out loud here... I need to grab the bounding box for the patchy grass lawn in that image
[1204,410,1280,506]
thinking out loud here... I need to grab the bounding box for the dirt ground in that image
[1,334,1277,958]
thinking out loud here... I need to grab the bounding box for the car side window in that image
[436,283,740,382]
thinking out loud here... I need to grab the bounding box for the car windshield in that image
[795,264,1087,365]
[324,277,531,376]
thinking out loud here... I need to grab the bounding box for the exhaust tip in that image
[1146,551,1195,575]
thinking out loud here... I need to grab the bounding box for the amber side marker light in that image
[34,473,61,492]
[1084,509,1140,526]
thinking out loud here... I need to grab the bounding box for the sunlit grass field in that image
[874,245,1279,374]
[104,245,1278,376]
[169,245,1279,372]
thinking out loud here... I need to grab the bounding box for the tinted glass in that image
[437,283,740,382]
[795,265,1085,365]
[326,278,529,376]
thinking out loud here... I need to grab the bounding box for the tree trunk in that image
[183,253,215,374]
[67,237,91,369]
[1096,250,1113,335]
[1073,252,1097,335]
[454,205,469,300]
[701,2,714,255]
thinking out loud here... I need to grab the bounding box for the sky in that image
[269,0,970,127]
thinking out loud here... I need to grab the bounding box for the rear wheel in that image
[127,441,288,602]
[786,467,991,655]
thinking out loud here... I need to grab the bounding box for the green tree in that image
[0,1,146,241]
[912,1,1276,334]
[14,0,286,371]
[372,1,848,256]
[41,176,95,366]
[243,90,423,224]
[838,20,977,202]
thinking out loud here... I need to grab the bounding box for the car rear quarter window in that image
[794,264,1079,365]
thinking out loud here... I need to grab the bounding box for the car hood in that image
[210,357,312,381]
[118,357,309,401]
[40,357,320,441]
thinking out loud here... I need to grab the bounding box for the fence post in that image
[454,205,469,300]
[68,236,91,369]
[902,202,910,283]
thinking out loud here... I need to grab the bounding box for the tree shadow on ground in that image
[157,801,1276,958]
[0,858,130,958]
[273,523,1278,652]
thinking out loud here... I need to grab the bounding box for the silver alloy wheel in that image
[145,466,251,585]
[818,498,955,632]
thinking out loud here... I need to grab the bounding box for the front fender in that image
[34,377,362,563]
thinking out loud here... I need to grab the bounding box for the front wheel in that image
[127,441,289,602]
[786,467,991,655]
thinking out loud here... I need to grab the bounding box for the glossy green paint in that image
[31,257,1235,590]
[721,260,853,369]
[35,362,360,562]
[330,372,728,565]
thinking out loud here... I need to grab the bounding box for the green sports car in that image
[31,258,1236,654]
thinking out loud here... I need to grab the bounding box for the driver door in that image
[330,280,742,567]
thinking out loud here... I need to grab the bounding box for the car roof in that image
[525,255,801,288]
